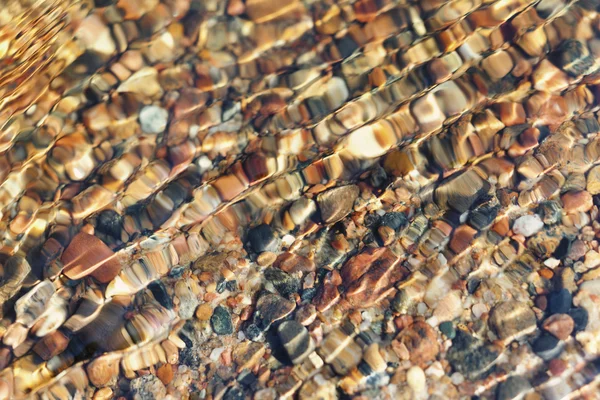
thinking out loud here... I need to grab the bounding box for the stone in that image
[156,364,174,385]
[542,314,574,340]
[195,303,213,321]
[439,321,456,339]
[395,321,440,366]
[586,165,600,195]
[512,214,544,237]
[252,292,296,330]
[274,252,315,273]
[316,185,359,224]
[86,354,121,387]
[447,330,499,379]
[341,247,408,307]
[246,224,278,254]
[406,366,426,394]
[488,301,537,342]
[61,232,122,283]
[561,191,593,213]
[568,307,588,332]
[130,374,166,400]
[380,212,408,231]
[532,333,563,361]
[496,376,532,400]
[314,270,342,312]
[32,330,69,360]
[139,105,169,134]
[264,268,300,298]
[257,251,277,267]
[548,289,572,314]
[211,305,234,335]
[277,320,314,364]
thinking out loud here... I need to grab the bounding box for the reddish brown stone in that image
[549,358,567,376]
[341,247,407,308]
[157,364,174,385]
[314,270,342,312]
[394,321,440,366]
[449,225,477,254]
[561,191,593,213]
[274,252,315,273]
[62,232,122,282]
[542,314,574,340]
[32,330,69,361]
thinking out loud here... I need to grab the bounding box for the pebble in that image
[246,224,278,254]
[274,252,315,273]
[252,292,296,330]
[264,268,300,298]
[395,321,440,366]
[130,374,167,400]
[561,190,593,213]
[512,214,544,237]
[277,320,314,364]
[447,330,499,379]
[195,303,213,321]
[139,105,169,134]
[256,251,277,267]
[568,307,588,332]
[542,314,574,340]
[156,364,174,385]
[496,376,532,400]
[586,165,600,194]
[211,305,234,335]
[380,212,408,231]
[93,388,113,400]
[439,321,456,339]
[406,366,426,393]
[472,303,488,319]
[532,333,563,361]
[450,372,464,385]
[316,185,359,224]
[488,301,537,342]
[547,289,572,314]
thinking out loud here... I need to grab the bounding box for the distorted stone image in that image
[1,0,600,399]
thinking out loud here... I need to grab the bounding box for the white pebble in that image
[417,302,428,315]
[281,234,295,247]
[139,105,169,134]
[544,258,561,268]
[197,155,213,174]
[189,124,200,139]
[512,214,544,237]
[407,366,426,393]
[426,316,439,327]
[451,372,465,385]
[209,347,225,361]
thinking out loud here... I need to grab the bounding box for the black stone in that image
[568,307,589,333]
[467,279,481,294]
[148,281,173,309]
[548,289,572,314]
[447,330,499,379]
[439,321,456,339]
[246,224,277,254]
[211,306,234,335]
[223,387,244,400]
[468,202,500,230]
[264,268,300,299]
[364,213,382,229]
[96,210,122,239]
[532,333,562,361]
[550,39,594,77]
[380,212,408,231]
[301,287,317,302]
[163,182,188,209]
[496,376,532,400]
[244,324,262,341]
[226,280,238,292]
[216,278,227,294]
[370,165,388,188]
[553,237,572,259]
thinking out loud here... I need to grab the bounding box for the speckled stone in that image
[211,305,234,335]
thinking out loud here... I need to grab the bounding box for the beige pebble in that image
[257,251,277,266]
[195,303,213,321]
[407,366,426,393]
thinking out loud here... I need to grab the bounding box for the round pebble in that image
[211,305,234,335]
[406,366,426,393]
[568,307,588,332]
[139,105,169,134]
[512,214,544,237]
[532,333,563,361]
[548,289,572,314]
[439,321,456,339]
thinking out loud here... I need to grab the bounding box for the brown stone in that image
[233,342,266,372]
[488,301,537,342]
[314,270,342,312]
[157,364,174,385]
[195,303,213,321]
[32,330,69,360]
[395,321,440,366]
[586,165,600,195]
[87,354,120,387]
[561,191,593,213]
[257,251,277,267]
[62,232,122,283]
[542,314,574,340]
[316,185,359,224]
[274,252,315,273]
[341,247,407,308]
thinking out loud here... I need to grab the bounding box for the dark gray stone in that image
[211,305,234,335]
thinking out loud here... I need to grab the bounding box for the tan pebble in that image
[93,387,113,400]
[561,191,593,213]
[377,225,395,246]
[542,314,574,340]
[87,354,120,387]
[195,303,213,321]
[157,364,174,385]
[407,366,426,393]
[587,165,600,195]
[161,340,179,364]
[257,251,277,267]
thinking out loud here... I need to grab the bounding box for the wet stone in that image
[277,320,314,365]
[548,289,572,315]
[380,212,408,231]
[488,301,537,342]
[252,292,296,331]
[316,185,359,224]
[439,321,456,339]
[139,105,169,134]
[395,321,440,366]
[264,268,300,298]
[542,314,574,340]
[496,376,533,400]
[568,307,588,333]
[532,333,563,361]
[211,305,234,335]
[512,214,544,237]
[246,224,278,254]
[447,330,499,379]
[129,374,167,400]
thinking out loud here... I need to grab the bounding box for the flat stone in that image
[395,321,440,366]
[586,165,600,195]
[316,185,359,224]
[253,292,296,330]
[447,330,499,379]
[548,289,572,314]
[380,212,408,231]
[211,305,234,335]
[139,105,169,134]
[264,268,300,298]
[568,307,588,333]
[542,314,574,340]
[532,333,563,361]
[277,320,314,364]
[274,252,315,273]
[561,190,593,213]
[488,301,537,342]
[61,232,122,283]
[496,376,532,400]
[512,214,544,237]
[246,224,278,254]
